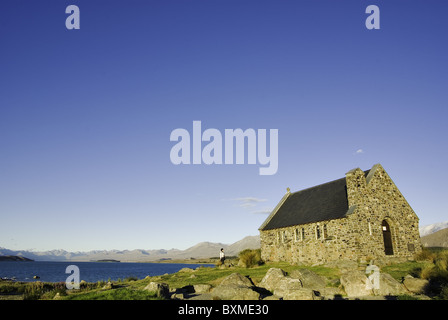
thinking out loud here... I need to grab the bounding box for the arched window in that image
[382,220,394,255]
[323,224,328,239]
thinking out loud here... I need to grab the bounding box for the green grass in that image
[381,261,426,281]
[64,287,161,300]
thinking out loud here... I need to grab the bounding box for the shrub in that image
[238,249,263,268]
[417,249,448,299]
[23,282,53,300]
[415,248,436,261]
[439,285,448,300]
[125,276,138,282]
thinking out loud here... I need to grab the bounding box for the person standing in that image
[219,248,225,265]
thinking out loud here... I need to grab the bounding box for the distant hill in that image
[420,221,448,237]
[0,255,33,262]
[226,235,260,256]
[421,227,448,248]
[0,235,261,262]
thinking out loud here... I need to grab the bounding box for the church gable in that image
[345,163,419,222]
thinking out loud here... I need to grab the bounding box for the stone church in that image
[259,164,422,265]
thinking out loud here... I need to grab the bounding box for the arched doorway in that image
[382,220,394,255]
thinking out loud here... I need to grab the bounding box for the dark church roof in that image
[260,170,370,231]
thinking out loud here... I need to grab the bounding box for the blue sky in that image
[1,0,447,252]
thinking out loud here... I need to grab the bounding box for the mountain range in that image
[1,221,447,262]
[0,235,261,262]
[419,221,448,237]
[420,227,448,248]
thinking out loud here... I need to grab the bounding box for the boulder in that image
[144,282,170,299]
[403,275,429,294]
[219,273,254,287]
[211,273,260,300]
[262,294,282,300]
[282,288,317,300]
[171,293,186,300]
[211,284,260,300]
[193,284,212,293]
[102,281,115,290]
[374,273,408,296]
[258,268,322,300]
[53,292,63,300]
[273,278,303,297]
[259,268,287,291]
[178,267,195,273]
[340,270,373,297]
[319,287,345,300]
[290,269,326,289]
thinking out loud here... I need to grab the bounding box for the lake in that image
[0,261,214,283]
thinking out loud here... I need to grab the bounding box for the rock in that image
[259,268,287,291]
[282,288,317,300]
[403,275,429,294]
[319,287,345,299]
[171,293,186,300]
[374,273,408,296]
[211,284,260,300]
[273,278,303,297]
[290,269,326,289]
[102,281,115,290]
[53,292,63,300]
[340,270,373,297]
[144,282,170,299]
[170,285,196,299]
[219,273,254,287]
[188,293,214,300]
[262,294,282,300]
[269,277,319,300]
[211,273,260,300]
[258,268,323,300]
[180,285,195,293]
[193,284,212,293]
[178,267,195,273]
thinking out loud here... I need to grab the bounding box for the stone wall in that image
[346,164,422,259]
[260,164,422,265]
[260,216,360,265]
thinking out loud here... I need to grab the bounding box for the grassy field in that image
[1,248,447,300]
